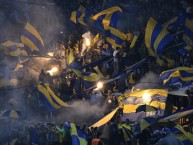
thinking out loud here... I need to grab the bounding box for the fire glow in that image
[47,67,58,76]
[85,38,91,47]
[47,52,54,57]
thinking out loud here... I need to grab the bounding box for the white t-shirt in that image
[113,50,119,62]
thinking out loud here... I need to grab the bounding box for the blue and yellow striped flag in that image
[92,7,121,32]
[105,26,127,49]
[145,17,173,57]
[21,22,46,55]
[37,83,78,112]
[160,67,193,87]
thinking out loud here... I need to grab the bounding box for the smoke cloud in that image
[134,71,162,90]
[54,94,106,127]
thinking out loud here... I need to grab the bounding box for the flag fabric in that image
[160,67,193,87]
[93,11,121,30]
[105,26,127,49]
[102,12,121,29]
[172,125,193,144]
[92,6,122,21]
[91,6,127,49]
[180,18,193,53]
[70,6,91,26]
[163,14,186,32]
[67,49,101,82]
[145,17,174,67]
[37,83,78,112]
[121,89,168,122]
[21,22,46,55]
[90,107,119,128]
[70,123,88,145]
[145,17,173,57]
[1,40,27,56]
[162,16,178,28]
[130,35,139,49]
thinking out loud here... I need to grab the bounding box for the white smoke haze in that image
[134,71,162,90]
[54,94,106,126]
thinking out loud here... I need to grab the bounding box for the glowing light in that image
[47,52,54,57]
[108,99,112,104]
[96,81,103,90]
[47,67,58,76]
[142,93,151,104]
[85,38,91,47]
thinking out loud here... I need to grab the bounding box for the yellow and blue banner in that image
[21,22,46,55]
[121,89,168,122]
[91,6,127,49]
[37,83,78,112]
[145,17,173,57]
[160,67,193,87]
[70,123,88,145]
